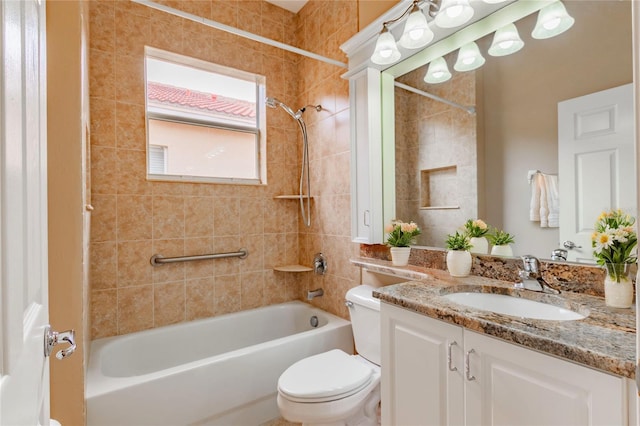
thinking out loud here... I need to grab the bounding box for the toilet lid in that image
[278,349,374,402]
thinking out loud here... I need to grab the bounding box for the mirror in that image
[390,0,634,260]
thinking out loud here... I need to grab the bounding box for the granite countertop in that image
[352,257,636,379]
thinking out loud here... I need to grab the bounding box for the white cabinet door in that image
[465,330,627,426]
[350,68,384,244]
[381,303,464,426]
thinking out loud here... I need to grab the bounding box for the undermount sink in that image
[442,292,587,321]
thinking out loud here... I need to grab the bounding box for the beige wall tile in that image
[116,149,153,195]
[115,8,149,57]
[90,97,116,147]
[90,289,117,338]
[89,49,115,100]
[91,194,117,242]
[186,276,215,320]
[115,54,144,105]
[152,239,185,284]
[89,0,115,53]
[117,240,153,286]
[117,195,152,240]
[184,237,215,278]
[215,274,241,315]
[153,196,186,239]
[185,196,214,238]
[90,241,117,290]
[154,282,186,327]
[115,102,146,151]
[118,285,154,334]
[91,146,117,195]
[241,271,264,310]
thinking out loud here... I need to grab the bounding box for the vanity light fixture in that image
[434,0,474,29]
[531,0,575,39]
[398,3,435,49]
[371,25,402,65]
[454,41,485,72]
[424,56,452,84]
[488,23,524,56]
[370,0,440,65]
[481,0,509,3]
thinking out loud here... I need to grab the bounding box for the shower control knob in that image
[44,325,76,360]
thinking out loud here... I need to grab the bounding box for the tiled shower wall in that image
[89,0,359,338]
[395,61,479,248]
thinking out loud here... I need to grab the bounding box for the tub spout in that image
[307,288,324,300]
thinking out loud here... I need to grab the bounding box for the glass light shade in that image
[398,7,434,49]
[371,27,401,65]
[481,0,509,3]
[454,42,485,72]
[424,57,452,84]
[488,23,524,56]
[434,0,474,29]
[531,1,575,39]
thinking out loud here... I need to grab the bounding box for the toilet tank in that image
[345,285,381,365]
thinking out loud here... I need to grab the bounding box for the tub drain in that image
[310,315,319,328]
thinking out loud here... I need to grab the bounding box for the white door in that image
[558,83,635,263]
[0,0,52,424]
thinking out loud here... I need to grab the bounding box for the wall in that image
[358,0,398,30]
[395,65,479,248]
[481,1,632,256]
[47,1,90,424]
[89,0,360,338]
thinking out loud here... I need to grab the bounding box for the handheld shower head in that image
[265,97,278,109]
[265,97,299,119]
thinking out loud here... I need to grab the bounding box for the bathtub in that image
[86,301,354,426]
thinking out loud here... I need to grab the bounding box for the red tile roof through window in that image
[147,81,256,120]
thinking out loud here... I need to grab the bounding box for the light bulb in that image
[424,57,452,84]
[454,41,485,72]
[371,27,401,65]
[532,1,575,39]
[488,23,524,57]
[434,0,474,29]
[399,5,434,50]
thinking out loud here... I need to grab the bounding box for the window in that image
[144,47,266,184]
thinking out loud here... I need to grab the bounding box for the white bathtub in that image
[86,301,354,426]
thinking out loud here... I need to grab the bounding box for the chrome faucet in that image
[516,255,561,294]
[307,288,324,300]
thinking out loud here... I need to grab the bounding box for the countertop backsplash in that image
[360,244,637,298]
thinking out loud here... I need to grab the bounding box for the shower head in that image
[265,97,301,120]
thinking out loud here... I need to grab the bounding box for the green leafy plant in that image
[591,209,637,276]
[488,230,515,246]
[463,219,489,238]
[385,220,421,247]
[445,231,472,251]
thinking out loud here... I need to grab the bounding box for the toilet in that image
[277,285,381,426]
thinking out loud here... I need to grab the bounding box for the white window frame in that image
[144,46,267,185]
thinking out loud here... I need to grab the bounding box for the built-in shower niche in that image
[420,165,460,210]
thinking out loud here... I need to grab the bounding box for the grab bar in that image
[150,248,248,266]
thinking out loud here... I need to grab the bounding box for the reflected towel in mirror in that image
[529,172,559,228]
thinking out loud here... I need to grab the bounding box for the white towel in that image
[529,172,559,228]
[539,174,549,227]
[545,174,559,228]
[529,173,542,221]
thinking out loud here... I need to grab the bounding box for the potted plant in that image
[463,219,490,254]
[445,231,473,277]
[385,220,421,266]
[592,209,637,308]
[488,230,515,256]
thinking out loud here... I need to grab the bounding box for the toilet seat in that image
[278,349,374,403]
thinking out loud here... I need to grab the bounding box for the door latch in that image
[44,325,76,360]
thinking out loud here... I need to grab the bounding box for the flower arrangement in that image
[488,229,515,246]
[591,210,637,281]
[385,220,421,247]
[464,219,489,238]
[445,231,472,251]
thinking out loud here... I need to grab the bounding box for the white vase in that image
[390,247,411,266]
[491,244,513,257]
[446,250,472,277]
[603,263,634,308]
[469,236,489,254]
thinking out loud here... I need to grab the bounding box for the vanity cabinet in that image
[381,303,629,426]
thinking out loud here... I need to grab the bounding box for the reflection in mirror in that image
[393,0,633,260]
